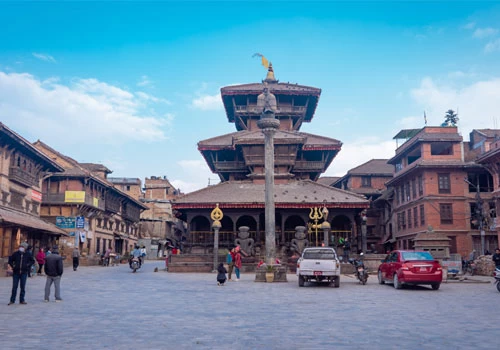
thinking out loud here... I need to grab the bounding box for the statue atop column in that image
[256,82,277,116]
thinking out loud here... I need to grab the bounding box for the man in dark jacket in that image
[44,245,64,302]
[8,242,35,305]
[492,248,500,269]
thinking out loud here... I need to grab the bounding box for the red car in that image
[378,250,443,290]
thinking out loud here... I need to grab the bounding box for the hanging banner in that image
[31,190,42,202]
[65,191,85,203]
[79,231,86,243]
[76,216,85,229]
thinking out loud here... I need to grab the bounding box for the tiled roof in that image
[221,82,321,95]
[474,129,500,138]
[80,163,112,174]
[316,176,341,186]
[33,141,148,209]
[0,123,64,172]
[347,159,393,175]
[172,180,369,208]
[198,130,341,149]
[386,159,482,186]
[0,206,68,235]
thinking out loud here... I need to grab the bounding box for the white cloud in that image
[191,94,222,111]
[473,27,498,39]
[0,71,169,145]
[137,75,152,87]
[136,91,171,104]
[485,38,500,53]
[325,138,395,177]
[170,159,216,193]
[32,53,56,63]
[411,76,500,137]
[464,22,476,30]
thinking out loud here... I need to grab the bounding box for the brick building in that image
[385,126,496,257]
[33,141,148,258]
[0,122,66,272]
[332,159,394,251]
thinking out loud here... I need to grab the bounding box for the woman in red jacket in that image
[234,246,242,281]
[36,248,46,276]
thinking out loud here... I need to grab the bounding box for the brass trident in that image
[308,207,324,247]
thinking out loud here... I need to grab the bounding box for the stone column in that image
[257,113,280,265]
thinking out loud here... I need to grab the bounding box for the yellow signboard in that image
[64,191,85,203]
[93,197,99,207]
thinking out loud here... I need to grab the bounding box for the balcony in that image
[42,192,105,210]
[234,105,306,115]
[213,161,247,171]
[9,166,38,187]
[294,161,325,171]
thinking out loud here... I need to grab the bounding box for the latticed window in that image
[440,203,453,224]
[361,176,371,187]
[413,207,418,227]
[412,179,417,199]
[438,173,451,194]
[418,176,423,196]
[408,209,412,229]
[420,205,425,226]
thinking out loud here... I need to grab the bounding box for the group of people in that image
[216,245,243,286]
[8,242,64,305]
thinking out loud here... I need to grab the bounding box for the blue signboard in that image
[76,216,85,229]
[56,216,76,229]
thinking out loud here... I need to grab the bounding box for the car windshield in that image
[303,249,336,260]
[401,251,434,261]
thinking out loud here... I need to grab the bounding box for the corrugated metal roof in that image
[0,206,68,235]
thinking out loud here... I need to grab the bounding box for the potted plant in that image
[265,264,274,283]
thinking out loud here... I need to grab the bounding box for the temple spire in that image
[264,63,278,83]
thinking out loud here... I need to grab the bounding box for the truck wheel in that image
[431,283,440,290]
[334,277,340,288]
[298,275,305,287]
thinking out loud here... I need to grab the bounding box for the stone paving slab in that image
[0,261,498,350]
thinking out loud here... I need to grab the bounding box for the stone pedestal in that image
[254,265,288,282]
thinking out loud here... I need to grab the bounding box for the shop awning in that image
[0,207,68,236]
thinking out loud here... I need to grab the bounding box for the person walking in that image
[44,245,64,302]
[492,248,500,269]
[234,246,242,281]
[226,247,234,281]
[36,247,46,276]
[72,247,80,271]
[343,238,351,262]
[104,247,111,267]
[216,262,227,286]
[7,242,35,305]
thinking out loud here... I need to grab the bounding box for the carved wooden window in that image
[10,191,24,210]
[413,207,418,228]
[438,173,451,194]
[407,209,412,229]
[440,203,453,224]
[361,176,371,188]
[420,205,425,226]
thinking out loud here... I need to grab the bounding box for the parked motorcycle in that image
[130,257,141,273]
[494,267,500,293]
[350,253,368,285]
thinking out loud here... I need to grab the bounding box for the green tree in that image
[444,109,459,126]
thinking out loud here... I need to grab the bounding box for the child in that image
[217,262,227,286]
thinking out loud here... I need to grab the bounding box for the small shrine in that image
[413,226,451,259]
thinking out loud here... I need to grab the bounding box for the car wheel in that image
[298,275,305,287]
[496,282,500,293]
[334,277,340,288]
[393,274,402,289]
[378,270,385,285]
[431,283,440,290]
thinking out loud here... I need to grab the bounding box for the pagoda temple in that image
[172,65,369,257]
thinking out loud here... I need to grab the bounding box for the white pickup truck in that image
[296,247,341,288]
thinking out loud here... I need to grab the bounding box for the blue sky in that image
[1,1,500,192]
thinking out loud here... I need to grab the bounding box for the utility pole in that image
[465,177,485,255]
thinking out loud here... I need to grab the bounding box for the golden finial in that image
[210,203,223,222]
[265,63,277,83]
